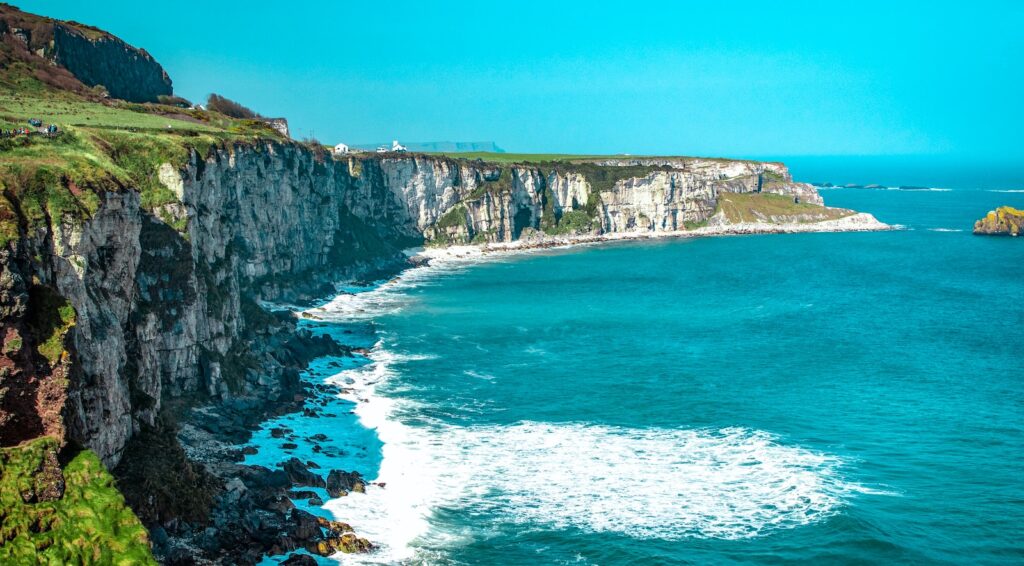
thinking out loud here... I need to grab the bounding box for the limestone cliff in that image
[359,155,835,245]
[0,142,417,467]
[1,147,871,469]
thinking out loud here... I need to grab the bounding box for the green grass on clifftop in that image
[0,70,287,245]
[0,437,156,565]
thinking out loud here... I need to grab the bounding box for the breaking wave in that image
[316,343,883,563]
[296,248,887,563]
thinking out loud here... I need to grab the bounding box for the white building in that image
[392,140,408,152]
[333,142,349,155]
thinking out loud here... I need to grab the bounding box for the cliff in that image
[1,142,885,469]
[359,154,853,246]
[0,3,172,102]
[974,206,1024,236]
[1,141,419,467]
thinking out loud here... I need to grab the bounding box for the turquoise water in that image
[258,187,1024,565]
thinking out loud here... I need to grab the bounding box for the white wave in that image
[318,346,882,564]
[927,228,964,232]
[463,369,496,381]
[299,253,883,563]
[988,189,1024,193]
[305,253,494,322]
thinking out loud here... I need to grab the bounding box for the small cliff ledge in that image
[974,206,1024,236]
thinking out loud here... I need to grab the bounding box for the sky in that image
[20,1,1024,163]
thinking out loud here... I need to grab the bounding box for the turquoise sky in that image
[23,1,1024,160]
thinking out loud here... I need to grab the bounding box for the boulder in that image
[281,458,325,488]
[325,469,365,498]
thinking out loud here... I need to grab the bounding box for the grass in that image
[716,192,852,224]
[0,92,220,132]
[0,437,156,565]
[0,73,288,244]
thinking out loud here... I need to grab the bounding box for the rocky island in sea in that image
[974,206,1024,236]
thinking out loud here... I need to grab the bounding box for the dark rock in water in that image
[271,427,291,438]
[282,443,298,450]
[308,433,328,442]
[289,490,318,500]
[326,469,365,498]
[306,460,320,469]
[282,458,325,487]
[864,184,884,189]
[974,206,1024,236]
[282,554,318,565]
[308,496,323,506]
[241,446,258,455]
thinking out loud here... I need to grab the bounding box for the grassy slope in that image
[0,438,155,565]
[717,192,851,223]
[0,63,286,247]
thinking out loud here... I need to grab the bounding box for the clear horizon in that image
[22,1,1024,163]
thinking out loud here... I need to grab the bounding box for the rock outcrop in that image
[974,206,1024,236]
[0,4,172,102]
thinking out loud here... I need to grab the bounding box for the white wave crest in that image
[319,347,879,564]
[988,189,1024,193]
[927,228,964,232]
[306,253,492,321]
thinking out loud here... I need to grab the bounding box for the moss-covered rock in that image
[974,206,1024,236]
[0,437,156,564]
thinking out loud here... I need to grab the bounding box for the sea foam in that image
[305,250,880,563]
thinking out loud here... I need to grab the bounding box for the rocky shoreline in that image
[417,212,894,261]
[154,212,894,565]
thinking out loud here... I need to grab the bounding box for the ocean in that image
[250,185,1024,565]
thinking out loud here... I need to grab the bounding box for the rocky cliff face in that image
[974,206,1024,236]
[361,155,826,244]
[1,145,848,474]
[0,142,419,467]
[0,5,172,102]
[51,24,172,102]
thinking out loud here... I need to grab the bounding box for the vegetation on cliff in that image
[715,192,852,224]
[973,206,1023,236]
[0,437,155,564]
[0,58,286,246]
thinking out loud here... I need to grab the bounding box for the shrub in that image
[157,94,193,108]
[206,93,260,119]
